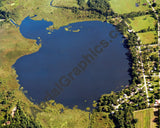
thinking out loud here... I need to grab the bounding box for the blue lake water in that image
[14,16,130,110]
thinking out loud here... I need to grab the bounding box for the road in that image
[124,20,150,106]
[145,0,160,92]
[138,46,150,106]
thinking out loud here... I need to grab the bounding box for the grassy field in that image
[134,108,156,128]
[137,31,157,45]
[36,102,90,128]
[1,0,104,29]
[109,0,150,14]
[128,15,156,32]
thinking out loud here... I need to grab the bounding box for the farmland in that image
[109,0,150,14]
[128,15,156,32]
[134,108,156,128]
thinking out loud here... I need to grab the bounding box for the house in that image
[3,121,10,126]
[154,99,160,106]
[131,92,135,96]
[11,107,17,118]
[155,99,160,104]
[128,29,133,33]
[0,19,5,22]
[149,88,153,91]
[123,94,127,98]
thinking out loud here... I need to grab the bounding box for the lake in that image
[13,16,130,110]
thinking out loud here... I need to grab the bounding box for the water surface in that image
[14,16,130,110]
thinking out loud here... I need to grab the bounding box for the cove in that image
[14,16,130,110]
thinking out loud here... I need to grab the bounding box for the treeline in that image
[116,20,128,34]
[0,102,42,128]
[87,0,114,16]
[120,10,157,19]
[77,0,85,7]
[0,91,41,128]
[0,10,10,19]
[126,32,143,85]
[95,92,137,128]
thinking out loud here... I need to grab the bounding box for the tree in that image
[152,3,157,7]
[77,0,85,7]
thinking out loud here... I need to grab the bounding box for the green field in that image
[134,108,156,128]
[128,15,156,32]
[110,0,150,14]
[138,31,157,45]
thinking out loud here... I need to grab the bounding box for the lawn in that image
[128,15,156,32]
[138,31,157,45]
[134,108,156,128]
[109,0,150,14]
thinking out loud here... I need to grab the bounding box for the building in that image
[128,29,133,33]
[0,19,5,22]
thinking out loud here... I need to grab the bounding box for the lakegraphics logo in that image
[44,30,118,101]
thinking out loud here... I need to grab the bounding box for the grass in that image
[128,15,156,32]
[90,112,115,128]
[36,103,90,128]
[134,108,156,128]
[109,0,150,14]
[138,31,157,45]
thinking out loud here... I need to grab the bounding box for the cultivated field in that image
[128,15,156,32]
[138,31,157,45]
[134,108,156,128]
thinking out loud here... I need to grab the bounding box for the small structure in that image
[136,3,139,7]
[154,99,160,106]
[123,94,127,98]
[155,99,160,104]
[0,19,5,22]
[11,107,17,118]
[143,3,147,6]
[131,92,135,96]
[128,29,133,33]
[149,88,153,91]
[3,121,11,126]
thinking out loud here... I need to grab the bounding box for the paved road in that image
[138,46,150,106]
[145,0,160,89]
